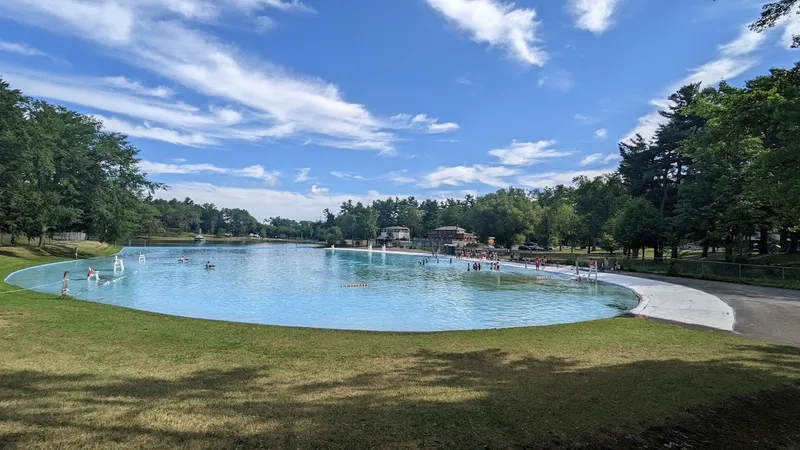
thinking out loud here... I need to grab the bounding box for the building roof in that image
[383,226,410,231]
[433,226,466,232]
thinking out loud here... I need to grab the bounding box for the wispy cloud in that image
[103,76,173,98]
[294,168,311,182]
[0,40,63,63]
[310,184,329,195]
[574,113,598,124]
[330,169,416,185]
[622,23,767,143]
[456,75,472,86]
[139,160,280,185]
[155,182,397,221]
[579,153,619,167]
[568,0,621,34]
[425,0,548,66]
[595,128,608,140]
[390,113,459,134]
[517,167,617,188]
[488,140,572,166]
[419,165,519,188]
[330,171,366,181]
[0,0,443,154]
[537,69,575,92]
[93,115,216,146]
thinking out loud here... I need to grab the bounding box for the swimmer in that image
[205,260,215,269]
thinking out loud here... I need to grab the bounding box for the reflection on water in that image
[6,245,639,331]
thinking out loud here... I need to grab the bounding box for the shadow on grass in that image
[1,346,799,449]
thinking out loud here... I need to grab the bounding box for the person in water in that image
[205,260,214,269]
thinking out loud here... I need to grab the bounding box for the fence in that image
[619,258,800,289]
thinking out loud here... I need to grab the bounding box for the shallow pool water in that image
[5,245,639,331]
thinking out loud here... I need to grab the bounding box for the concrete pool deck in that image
[329,248,735,332]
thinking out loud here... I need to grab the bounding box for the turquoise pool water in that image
[5,245,639,331]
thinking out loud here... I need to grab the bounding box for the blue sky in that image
[0,0,798,220]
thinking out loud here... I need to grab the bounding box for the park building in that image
[376,226,412,246]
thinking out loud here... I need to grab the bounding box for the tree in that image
[471,188,540,248]
[749,0,800,47]
[613,197,664,256]
[573,175,627,253]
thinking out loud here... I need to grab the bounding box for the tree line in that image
[0,79,158,246]
[1,59,798,260]
[291,63,800,261]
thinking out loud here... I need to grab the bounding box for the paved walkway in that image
[617,273,800,347]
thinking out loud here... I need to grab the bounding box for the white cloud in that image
[579,153,619,167]
[139,160,280,185]
[719,25,767,56]
[330,171,366,181]
[622,24,766,143]
[419,165,520,188]
[155,182,391,221]
[488,140,572,166]
[236,0,314,13]
[94,115,216,146]
[172,158,187,163]
[254,15,277,32]
[0,0,436,154]
[456,75,472,86]
[568,0,621,34]
[385,170,416,185]
[330,169,416,185]
[391,113,459,134]
[425,0,548,66]
[782,8,800,48]
[294,167,311,182]
[537,69,575,92]
[0,40,59,61]
[517,167,617,188]
[427,122,460,133]
[103,76,173,98]
[310,184,329,195]
[595,128,608,140]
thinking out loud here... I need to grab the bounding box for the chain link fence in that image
[618,258,800,290]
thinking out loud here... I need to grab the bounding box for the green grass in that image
[1,249,799,449]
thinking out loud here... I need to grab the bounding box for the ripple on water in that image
[5,245,639,331]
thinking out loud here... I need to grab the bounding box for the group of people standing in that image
[522,257,549,270]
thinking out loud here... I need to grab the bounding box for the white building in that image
[377,226,411,243]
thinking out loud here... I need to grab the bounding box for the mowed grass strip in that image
[0,246,798,449]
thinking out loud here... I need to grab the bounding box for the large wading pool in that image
[5,245,640,331]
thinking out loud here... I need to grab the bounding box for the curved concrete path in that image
[327,248,736,332]
[615,273,800,347]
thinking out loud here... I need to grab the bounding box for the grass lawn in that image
[1,247,799,449]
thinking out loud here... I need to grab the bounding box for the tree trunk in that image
[642,247,646,261]
[759,226,769,255]
[701,240,709,258]
[38,234,45,249]
[671,244,678,259]
[780,228,788,251]
[790,232,799,254]
[632,247,639,259]
[724,236,734,262]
